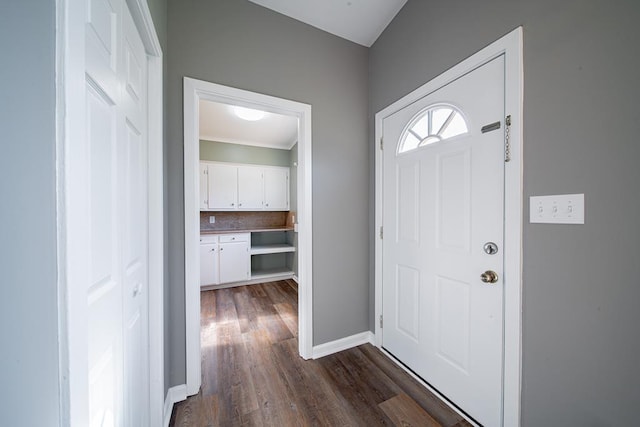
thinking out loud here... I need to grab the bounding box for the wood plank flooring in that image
[170,280,472,427]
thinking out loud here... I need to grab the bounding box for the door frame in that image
[183,77,313,396]
[374,28,523,426]
[56,0,164,425]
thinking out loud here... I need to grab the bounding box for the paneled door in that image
[382,56,505,426]
[85,0,150,424]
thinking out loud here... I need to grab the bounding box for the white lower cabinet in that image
[219,234,251,283]
[199,236,219,286]
[200,233,250,286]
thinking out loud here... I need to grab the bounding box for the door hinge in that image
[379,315,383,329]
[380,137,383,150]
[379,226,383,239]
[505,114,512,162]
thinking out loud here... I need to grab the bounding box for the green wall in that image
[199,139,291,166]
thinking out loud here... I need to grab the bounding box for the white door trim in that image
[374,27,523,426]
[183,77,313,396]
[55,0,164,424]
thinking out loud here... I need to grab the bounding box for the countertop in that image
[200,226,294,235]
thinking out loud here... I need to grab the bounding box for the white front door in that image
[85,0,150,424]
[382,56,505,426]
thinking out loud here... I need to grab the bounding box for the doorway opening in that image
[183,78,313,396]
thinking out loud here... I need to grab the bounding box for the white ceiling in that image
[247,0,408,47]
[199,100,299,150]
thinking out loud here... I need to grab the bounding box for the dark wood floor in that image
[170,280,471,426]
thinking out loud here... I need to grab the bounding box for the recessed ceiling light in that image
[233,106,266,121]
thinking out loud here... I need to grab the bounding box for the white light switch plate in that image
[529,194,584,224]
[209,216,215,224]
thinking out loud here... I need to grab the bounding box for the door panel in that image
[199,163,209,209]
[264,168,289,210]
[121,7,149,426]
[382,56,505,426]
[85,0,150,424]
[238,166,263,209]
[86,57,122,427]
[208,164,238,209]
[219,241,250,283]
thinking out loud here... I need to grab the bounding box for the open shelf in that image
[251,244,296,255]
[251,267,294,281]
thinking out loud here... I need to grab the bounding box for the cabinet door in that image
[238,166,264,210]
[264,168,289,210]
[199,163,209,210]
[208,164,238,210]
[219,241,250,283]
[200,243,219,286]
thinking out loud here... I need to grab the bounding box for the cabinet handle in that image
[239,203,242,207]
[265,203,269,207]
[231,203,235,206]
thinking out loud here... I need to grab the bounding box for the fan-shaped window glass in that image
[398,105,468,154]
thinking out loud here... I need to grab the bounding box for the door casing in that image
[374,27,523,426]
[183,77,314,396]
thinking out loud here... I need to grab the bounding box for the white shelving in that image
[250,229,295,281]
[250,244,296,255]
[251,267,294,281]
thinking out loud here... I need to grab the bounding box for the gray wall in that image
[200,140,291,166]
[167,0,369,386]
[370,0,640,425]
[146,0,167,50]
[0,1,60,425]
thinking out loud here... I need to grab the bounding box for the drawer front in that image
[200,234,219,244]
[219,233,249,243]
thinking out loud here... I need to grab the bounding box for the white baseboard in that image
[163,384,187,427]
[312,331,375,359]
[292,275,299,283]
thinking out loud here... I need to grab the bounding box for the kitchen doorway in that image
[183,78,313,396]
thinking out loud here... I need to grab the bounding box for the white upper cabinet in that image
[199,163,209,210]
[200,161,290,211]
[238,166,264,210]
[208,163,238,210]
[264,167,289,210]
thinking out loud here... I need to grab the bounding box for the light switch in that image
[209,216,216,224]
[529,194,584,224]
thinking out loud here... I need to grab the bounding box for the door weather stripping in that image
[481,121,501,133]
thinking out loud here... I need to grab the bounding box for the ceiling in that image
[247,0,408,47]
[199,100,299,150]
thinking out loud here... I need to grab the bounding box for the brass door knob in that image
[480,270,499,284]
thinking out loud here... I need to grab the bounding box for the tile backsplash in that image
[200,211,293,231]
